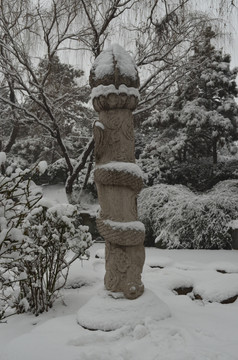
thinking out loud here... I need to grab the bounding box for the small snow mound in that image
[157,268,194,291]
[133,324,148,340]
[95,248,105,259]
[194,273,238,303]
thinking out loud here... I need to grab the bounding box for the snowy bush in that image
[45,158,76,184]
[138,184,193,247]
[209,178,238,195]
[19,202,92,315]
[138,152,238,192]
[0,163,92,319]
[10,137,51,169]
[138,182,238,249]
[159,159,238,192]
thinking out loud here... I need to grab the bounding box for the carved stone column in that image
[90,44,145,300]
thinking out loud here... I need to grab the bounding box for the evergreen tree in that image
[137,27,238,190]
[27,55,93,158]
[9,55,94,170]
[158,26,238,164]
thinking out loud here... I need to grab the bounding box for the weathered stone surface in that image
[90,45,145,299]
[94,109,135,164]
[94,167,143,193]
[92,93,139,112]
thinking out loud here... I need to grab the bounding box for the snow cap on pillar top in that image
[89,44,140,89]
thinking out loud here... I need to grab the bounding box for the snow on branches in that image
[0,163,92,319]
[138,181,238,249]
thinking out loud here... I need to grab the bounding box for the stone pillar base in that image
[77,288,171,331]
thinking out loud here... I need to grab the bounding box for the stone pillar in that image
[90,44,145,299]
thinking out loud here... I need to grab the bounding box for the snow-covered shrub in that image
[138,182,238,249]
[46,158,77,184]
[0,163,92,319]
[159,159,215,191]
[10,137,51,169]
[19,201,92,315]
[0,166,42,318]
[159,159,238,192]
[138,153,238,192]
[138,184,193,246]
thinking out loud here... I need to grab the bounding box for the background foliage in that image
[138,181,238,249]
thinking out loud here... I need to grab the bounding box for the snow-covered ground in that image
[1,245,238,360]
[1,186,238,360]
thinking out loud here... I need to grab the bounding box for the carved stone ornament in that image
[90,44,145,299]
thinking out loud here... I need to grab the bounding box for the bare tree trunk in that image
[213,139,218,165]
[65,138,94,203]
[4,122,19,153]
[82,151,94,190]
[4,81,20,153]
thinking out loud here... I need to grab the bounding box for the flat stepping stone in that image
[173,287,193,296]
[193,273,238,304]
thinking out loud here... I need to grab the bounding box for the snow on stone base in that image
[77,288,170,331]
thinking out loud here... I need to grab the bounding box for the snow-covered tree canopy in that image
[0,0,237,202]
